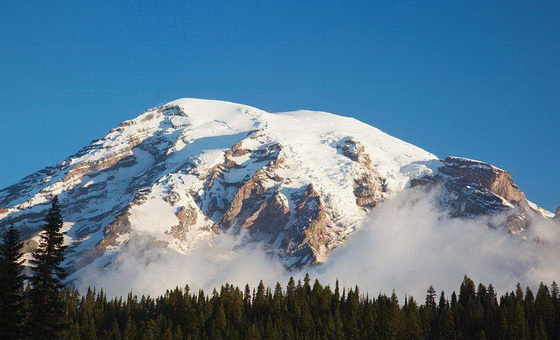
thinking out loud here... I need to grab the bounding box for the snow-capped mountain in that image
[0,99,554,275]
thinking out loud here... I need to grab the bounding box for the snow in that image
[446,156,505,172]
[129,192,179,235]
[1,97,444,274]
[528,201,555,218]
[400,160,443,182]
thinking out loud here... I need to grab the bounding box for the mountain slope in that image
[0,99,553,276]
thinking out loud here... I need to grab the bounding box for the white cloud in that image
[78,188,560,299]
[319,188,560,298]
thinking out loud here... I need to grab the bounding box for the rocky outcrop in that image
[208,138,337,265]
[169,206,198,242]
[340,138,373,167]
[240,190,291,235]
[339,138,387,208]
[438,157,525,204]
[285,184,333,266]
[67,210,132,273]
[353,173,384,208]
[411,157,540,233]
[220,170,271,229]
[555,207,560,220]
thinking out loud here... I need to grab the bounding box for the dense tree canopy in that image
[42,275,559,340]
[1,199,559,339]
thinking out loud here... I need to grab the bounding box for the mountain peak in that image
[163,98,265,125]
[0,100,553,278]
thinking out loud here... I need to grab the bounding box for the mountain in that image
[0,99,554,277]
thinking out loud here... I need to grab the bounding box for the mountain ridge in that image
[0,98,554,277]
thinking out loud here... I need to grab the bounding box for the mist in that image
[77,188,560,299]
[317,188,560,298]
[77,230,287,297]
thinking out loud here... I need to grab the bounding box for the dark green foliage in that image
[4,276,556,340]
[1,208,559,340]
[29,196,69,339]
[0,225,26,339]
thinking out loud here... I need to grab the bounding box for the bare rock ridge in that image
[410,157,548,233]
[0,99,554,276]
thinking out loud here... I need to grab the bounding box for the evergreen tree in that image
[0,225,26,339]
[535,283,554,337]
[436,291,455,339]
[551,281,560,340]
[28,196,69,339]
[403,296,423,339]
[535,318,548,340]
[0,262,557,339]
[422,285,437,338]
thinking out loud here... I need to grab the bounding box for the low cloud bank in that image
[77,231,287,297]
[318,188,560,298]
[78,188,560,298]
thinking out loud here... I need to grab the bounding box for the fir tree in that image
[29,196,69,339]
[422,285,437,338]
[1,263,558,339]
[436,291,455,339]
[0,225,26,339]
[535,283,554,337]
[403,296,423,339]
[551,281,560,340]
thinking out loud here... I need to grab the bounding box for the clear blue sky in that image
[1,1,558,210]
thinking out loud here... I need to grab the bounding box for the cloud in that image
[77,230,287,297]
[319,188,560,298]
[77,187,560,299]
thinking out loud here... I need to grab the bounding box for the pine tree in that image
[246,323,261,340]
[436,291,455,339]
[28,196,69,339]
[0,225,26,339]
[3,261,559,339]
[403,296,422,339]
[551,281,560,340]
[535,283,554,337]
[387,290,404,339]
[534,318,548,340]
[422,285,437,338]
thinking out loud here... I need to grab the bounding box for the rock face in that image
[410,157,546,233]
[0,99,554,276]
[339,138,388,208]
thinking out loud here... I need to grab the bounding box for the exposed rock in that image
[95,212,132,252]
[68,211,132,273]
[411,157,535,233]
[555,207,560,219]
[339,138,387,207]
[239,190,290,234]
[439,157,525,204]
[220,170,273,229]
[62,151,137,183]
[169,206,198,242]
[353,173,384,208]
[340,138,373,168]
[228,140,252,158]
[287,184,333,265]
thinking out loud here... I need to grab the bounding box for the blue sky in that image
[0,1,558,209]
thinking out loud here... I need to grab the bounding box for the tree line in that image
[0,196,68,339]
[1,197,560,339]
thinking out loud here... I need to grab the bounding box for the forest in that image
[1,197,559,340]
